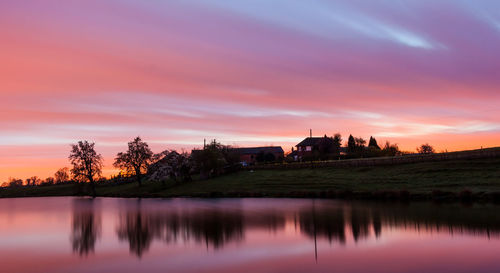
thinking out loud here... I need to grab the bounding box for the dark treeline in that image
[1,137,245,195]
[70,199,500,257]
[1,136,437,193]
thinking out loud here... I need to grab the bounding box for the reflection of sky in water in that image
[0,198,499,273]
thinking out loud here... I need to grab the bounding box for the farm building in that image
[233,146,284,164]
[295,136,347,160]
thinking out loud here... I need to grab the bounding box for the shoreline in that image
[2,187,500,203]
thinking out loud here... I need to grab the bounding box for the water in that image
[1,197,499,273]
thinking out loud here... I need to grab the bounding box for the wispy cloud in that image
[1,0,499,180]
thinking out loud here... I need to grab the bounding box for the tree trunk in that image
[137,171,142,187]
[89,178,96,198]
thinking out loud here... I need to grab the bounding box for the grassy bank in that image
[1,157,499,201]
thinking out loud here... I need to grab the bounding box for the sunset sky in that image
[1,0,499,181]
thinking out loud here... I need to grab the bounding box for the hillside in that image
[1,157,499,201]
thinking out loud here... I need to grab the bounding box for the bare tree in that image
[69,140,103,197]
[41,177,55,186]
[382,141,401,156]
[417,143,435,154]
[7,178,23,187]
[26,176,40,186]
[354,137,366,148]
[114,137,154,187]
[54,167,70,184]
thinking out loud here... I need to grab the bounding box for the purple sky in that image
[1,0,499,180]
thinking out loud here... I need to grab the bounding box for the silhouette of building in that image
[296,137,324,156]
[233,146,284,164]
[295,136,347,160]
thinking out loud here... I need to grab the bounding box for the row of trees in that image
[346,135,403,158]
[2,137,241,195]
[2,167,71,188]
[69,137,194,196]
[346,135,435,158]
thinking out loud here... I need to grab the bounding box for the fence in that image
[245,147,500,170]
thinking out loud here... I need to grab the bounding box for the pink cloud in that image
[0,0,499,181]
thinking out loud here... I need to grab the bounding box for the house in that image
[295,137,325,157]
[232,146,284,164]
[295,135,347,160]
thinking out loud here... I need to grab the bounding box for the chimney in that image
[310,129,312,138]
[204,138,206,149]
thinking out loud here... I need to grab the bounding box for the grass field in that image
[1,157,499,200]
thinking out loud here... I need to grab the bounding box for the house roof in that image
[296,137,348,153]
[232,146,284,155]
[296,137,324,147]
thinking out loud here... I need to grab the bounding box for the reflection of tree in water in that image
[350,207,371,242]
[368,202,500,238]
[299,207,346,244]
[111,200,500,258]
[116,212,154,257]
[299,202,500,246]
[185,210,244,249]
[116,209,244,257]
[71,199,101,256]
[372,211,382,238]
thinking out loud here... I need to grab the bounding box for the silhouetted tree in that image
[191,140,239,179]
[417,143,435,154]
[347,135,356,153]
[332,133,342,156]
[316,135,335,160]
[354,137,366,150]
[69,140,103,197]
[368,136,380,150]
[40,177,55,186]
[382,141,401,156]
[347,136,367,157]
[26,176,40,186]
[114,137,154,187]
[54,167,70,184]
[7,177,23,187]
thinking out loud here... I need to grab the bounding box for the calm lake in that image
[1,197,500,273]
